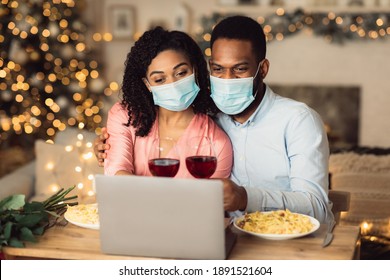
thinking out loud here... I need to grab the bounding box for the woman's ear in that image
[142,78,152,92]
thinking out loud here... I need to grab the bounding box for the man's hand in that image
[220,178,248,212]
[94,127,110,167]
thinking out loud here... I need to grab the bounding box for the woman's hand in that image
[94,127,110,167]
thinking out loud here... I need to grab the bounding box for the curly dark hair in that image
[121,26,218,137]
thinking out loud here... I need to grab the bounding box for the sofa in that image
[329,146,390,259]
[0,128,103,203]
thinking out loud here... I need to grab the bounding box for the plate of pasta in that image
[233,209,320,240]
[64,203,100,230]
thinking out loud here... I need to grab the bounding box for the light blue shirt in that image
[216,85,334,224]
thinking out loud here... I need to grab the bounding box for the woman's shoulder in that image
[110,101,126,111]
[108,102,128,117]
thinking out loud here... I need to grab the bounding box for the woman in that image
[104,26,232,178]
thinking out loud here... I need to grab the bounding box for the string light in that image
[196,10,390,56]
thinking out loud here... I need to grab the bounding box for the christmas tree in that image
[0,0,112,150]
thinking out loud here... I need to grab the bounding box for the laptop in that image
[94,174,236,260]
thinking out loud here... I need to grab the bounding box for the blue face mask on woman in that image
[210,62,262,115]
[147,73,200,112]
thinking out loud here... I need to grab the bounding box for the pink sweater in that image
[104,102,233,178]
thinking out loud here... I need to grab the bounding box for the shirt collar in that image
[231,84,276,126]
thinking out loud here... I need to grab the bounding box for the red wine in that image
[148,158,180,177]
[185,156,217,178]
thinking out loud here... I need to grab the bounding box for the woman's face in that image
[144,50,193,87]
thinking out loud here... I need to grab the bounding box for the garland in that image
[195,9,390,55]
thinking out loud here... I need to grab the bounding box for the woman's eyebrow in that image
[173,62,189,70]
[149,62,189,77]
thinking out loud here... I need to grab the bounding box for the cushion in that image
[33,128,103,203]
[329,152,390,226]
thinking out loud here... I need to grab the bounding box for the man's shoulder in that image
[272,93,318,118]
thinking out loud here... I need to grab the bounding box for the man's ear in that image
[260,59,270,79]
[142,78,152,92]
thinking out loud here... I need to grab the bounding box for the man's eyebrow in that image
[149,62,189,77]
[209,62,250,68]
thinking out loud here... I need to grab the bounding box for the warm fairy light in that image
[47,128,55,136]
[51,184,59,192]
[360,221,373,235]
[76,43,85,52]
[77,133,84,140]
[350,24,358,32]
[15,94,23,102]
[103,33,112,41]
[30,26,38,34]
[93,115,102,123]
[75,166,82,173]
[93,32,102,41]
[73,92,82,101]
[109,81,119,91]
[203,33,211,41]
[77,183,84,189]
[328,12,336,20]
[45,98,54,107]
[46,162,55,170]
[42,29,50,37]
[276,8,284,16]
[59,19,68,29]
[276,33,284,41]
[263,25,272,33]
[88,174,94,180]
[87,190,94,196]
[89,70,98,79]
[82,152,93,160]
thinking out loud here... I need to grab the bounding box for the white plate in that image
[233,212,320,240]
[64,204,100,230]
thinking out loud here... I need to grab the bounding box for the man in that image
[94,16,333,224]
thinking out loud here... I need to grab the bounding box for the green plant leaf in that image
[20,227,37,243]
[24,201,45,213]
[4,222,13,240]
[32,226,45,235]
[0,195,25,211]
[15,213,45,227]
[9,237,24,248]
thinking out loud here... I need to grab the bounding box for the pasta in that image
[65,204,99,225]
[236,209,314,234]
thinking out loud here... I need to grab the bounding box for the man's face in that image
[209,38,259,79]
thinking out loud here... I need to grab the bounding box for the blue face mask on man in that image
[147,73,200,112]
[210,61,263,115]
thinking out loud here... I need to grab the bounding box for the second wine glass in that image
[148,137,180,177]
[185,136,217,179]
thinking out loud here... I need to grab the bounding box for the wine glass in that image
[148,137,180,177]
[185,136,217,178]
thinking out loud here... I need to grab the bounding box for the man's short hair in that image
[210,15,266,62]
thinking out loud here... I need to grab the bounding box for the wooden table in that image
[3,221,360,260]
